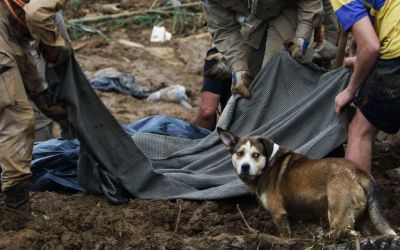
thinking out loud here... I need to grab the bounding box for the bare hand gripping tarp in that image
[45,50,352,204]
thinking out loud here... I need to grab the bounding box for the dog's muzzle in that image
[240,163,250,174]
[239,173,257,182]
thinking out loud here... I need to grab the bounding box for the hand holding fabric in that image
[30,89,67,122]
[232,71,252,99]
[335,88,355,115]
[343,56,356,70]
[284,37,309,61]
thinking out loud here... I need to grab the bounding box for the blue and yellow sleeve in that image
[330,0,368,31]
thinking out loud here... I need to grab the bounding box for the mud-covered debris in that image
[330,235,400,250]
[386,168,400,180]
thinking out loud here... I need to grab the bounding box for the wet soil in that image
[1,144,399,249]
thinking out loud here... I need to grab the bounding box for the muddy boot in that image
[0,180,32,230]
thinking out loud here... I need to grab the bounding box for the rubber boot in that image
[0,180,32,230]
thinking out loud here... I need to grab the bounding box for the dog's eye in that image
[237,151,244,157]
[253,153,260,159]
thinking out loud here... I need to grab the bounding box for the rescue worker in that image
[330,0,400,174]
[193,45,231,130]
[195,0,334,130]
[203,0,323,98]
[0,0,69,228]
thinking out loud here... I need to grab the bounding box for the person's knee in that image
[2,106,34,143]
[198,106,217,120]
[11,104,36,138]
[24,109,35,135]
[0,65,35,143]
[348,110,378,141]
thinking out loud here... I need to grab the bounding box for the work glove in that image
[30,89,67,123]
[203,52,231,81]
[232,71,252,99]
[284,37,309,62]
[30,89,72,138]
[314,39,337,62]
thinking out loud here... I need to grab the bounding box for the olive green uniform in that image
[204,0,323,76]
[0,0,67,191]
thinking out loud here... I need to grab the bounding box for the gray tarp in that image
[46,50,351,203]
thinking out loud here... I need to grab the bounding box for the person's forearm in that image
[346,47,378,93]
[212,31,248,72]
[296,0,323,42]
[345,17,380,94]
[204,1,249,72]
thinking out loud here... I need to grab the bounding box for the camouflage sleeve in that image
[204,0,249,72]
[296,0,323,43]
[23,0,69,48]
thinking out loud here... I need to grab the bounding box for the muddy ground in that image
[1,1,400,249]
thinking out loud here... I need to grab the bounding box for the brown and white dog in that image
[217,128,397,238]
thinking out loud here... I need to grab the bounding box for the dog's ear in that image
[217,127,239,148]
[258,137,274,158]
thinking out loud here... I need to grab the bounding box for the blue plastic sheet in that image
[125,115,210,139]
[31,115,210,192]
[31,139,82,192]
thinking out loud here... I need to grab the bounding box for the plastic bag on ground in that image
[147,84,192,108]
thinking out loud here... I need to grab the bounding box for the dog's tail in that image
[359,174,397,235]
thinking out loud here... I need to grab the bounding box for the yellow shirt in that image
[330,0,400,59]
